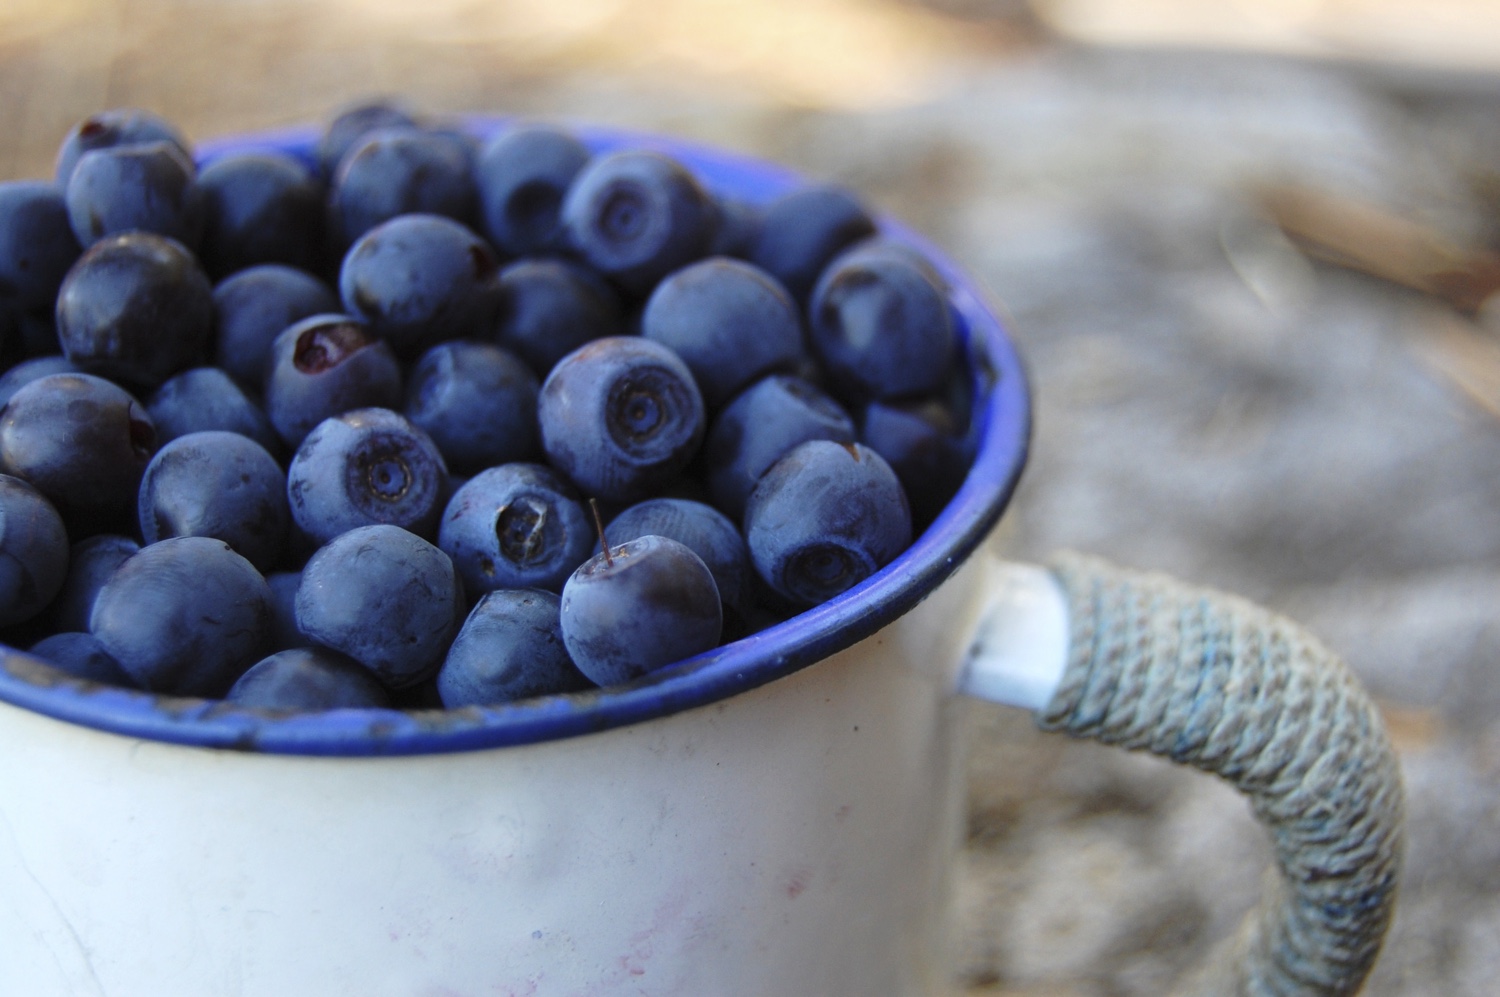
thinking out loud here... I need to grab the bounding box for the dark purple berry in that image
[560,534,721,687]
[437,589,591,706]
[538,336,705,503]
[744,440,911,607]
[90,536,273,697]
[54,231,212,389]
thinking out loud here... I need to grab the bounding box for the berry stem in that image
[589,498,613,567]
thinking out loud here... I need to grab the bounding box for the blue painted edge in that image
[0,117,1033,756]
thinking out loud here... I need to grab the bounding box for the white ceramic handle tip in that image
[956,560,1069,711]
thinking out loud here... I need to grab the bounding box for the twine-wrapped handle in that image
[1040,553,1404,997]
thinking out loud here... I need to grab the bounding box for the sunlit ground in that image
[1,0,1498,179]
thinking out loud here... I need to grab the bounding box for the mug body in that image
[0,120,1031,997]
[0,553,996,997]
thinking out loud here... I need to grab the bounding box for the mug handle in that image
[959,552,1404,997]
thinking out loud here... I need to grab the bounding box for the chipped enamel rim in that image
[0,118,1032,756]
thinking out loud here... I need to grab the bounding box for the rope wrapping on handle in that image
[1039,553,1404,997]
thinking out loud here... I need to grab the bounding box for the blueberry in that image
[54,109,191,189]
[860,398,971,531]
[0,373,156,536]
[138,431,289,573]
[437,589,591,706]
[641,257,803,408]
[0,181,83,310]
[212,264,340,390]
[538,336,705,503]
[561,150,714,293]
[286,407,449,545]
[0,474,69,627]
[706,195,761,259]
[476,123,591,256]
[316,99,421,179]
[807,251,956,401]
[227,647,391,711]
[604,497,751,622]
[197,151,326,278]
[263,314,402,449]
[744,440,911,607]
[55,231,213,389]
[47,533,138,633]
[437,463,594,596]
[27,632,133,687]
[560,534,721,687]
[403,340,539,474]
[330,128,477,246]
[0,356,81,407]
[832,236,949,292]
[750,185,875,303]
[295,524,463,689]
[90,536,273,697]
[65,141,204,250]
[339,213,500,356]
[703,373,855,521]
[147,367,281,456]
[492,258,622,376]
[264,569,305,651]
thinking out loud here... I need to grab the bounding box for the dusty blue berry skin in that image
[212,264,340,390]
[263,314,402,449]
[138,431,289,573]
[54,108,190,189]
[704,373,855,522]
[316,100,420,180]
[339,213,500,357]
[47,534,137,633]
[706,196,761,259]
[0,474,69,627]
[55,232,213,389]
[147,367,281,456]
[744,440,911,607]
[807,252,956,402]
[0,181,82,311]
[295,524,464,689]
[561,150,715,294]
[438,463,593,596]
[493,258,622,376]
[560,534,721,687]
[263,570,305,651]
[65,141,204,250]
[605,497,751,619]
[0,373,156,536]
[227,647,391,710]
[28,632,133,687]
[0,357,81,407]
[476,124,591,257]
[860,398,971,532]
[437,589,590,707]
[538,336,706,503]
[197,151,326,278]
[641,257,803,409]
[90,536,273,697]
[286,408,449,545]
[750,185,875,303]
[330,128,477,246]
[404,340,539,474]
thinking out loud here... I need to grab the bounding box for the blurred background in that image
[3,1,1498,994]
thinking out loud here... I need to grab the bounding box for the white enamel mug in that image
[0,124,1401,997]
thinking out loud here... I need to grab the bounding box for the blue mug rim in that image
[0,118,1032,756]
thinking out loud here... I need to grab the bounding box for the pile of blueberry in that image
[0,100,974,712]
